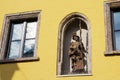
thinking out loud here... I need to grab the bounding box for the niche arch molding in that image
[57,12,92,76]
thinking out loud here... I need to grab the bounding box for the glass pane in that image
[26,22,37,39]
[23,39,35,57]
[113,12,120,30]
[8,41,21,59]
[115,31,120,50]
[12,23,23,40]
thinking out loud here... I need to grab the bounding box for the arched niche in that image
[57,12,92,76]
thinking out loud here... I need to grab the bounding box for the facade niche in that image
[57,13,92,76]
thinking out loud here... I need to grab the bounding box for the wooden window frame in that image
[104,0,120,55]
[0,10,41,63]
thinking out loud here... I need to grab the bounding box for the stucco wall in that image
[0,0,120,80]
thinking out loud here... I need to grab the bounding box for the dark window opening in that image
[111,8,120,50]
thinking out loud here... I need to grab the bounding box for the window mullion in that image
[19,21,27,58]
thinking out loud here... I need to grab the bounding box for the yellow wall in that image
[0,0,120,80]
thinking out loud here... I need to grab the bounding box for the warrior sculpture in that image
[69,32,87,73]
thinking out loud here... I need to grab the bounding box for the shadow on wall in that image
[0,63,19,80]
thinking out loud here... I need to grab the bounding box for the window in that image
[57,12,92,76]
[0,11,41,63]
[104,0,120,54]
[112,9,120,50]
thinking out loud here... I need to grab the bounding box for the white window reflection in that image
[12,23,23,40]
[9,41,21,59]
[26,22,37,39]
[8,21,37,59]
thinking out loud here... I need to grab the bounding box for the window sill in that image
[57,73,92,77]
[104,50,120,55]
[0,57,39,64]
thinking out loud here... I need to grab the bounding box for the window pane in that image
[23,39,35,57]
[113,12,120,30]
[26,22,37,39]
[12,23,23,40]
[8,41,21,59]
[115,31,120,50]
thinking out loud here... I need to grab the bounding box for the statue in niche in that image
[68,32,87,73]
